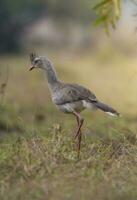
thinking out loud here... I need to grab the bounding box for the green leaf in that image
[93,0,110,10]
[92,0,122,34]
[94,15,108,26]
[113,0,121,17]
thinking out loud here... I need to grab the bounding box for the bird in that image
[29,52,120,158]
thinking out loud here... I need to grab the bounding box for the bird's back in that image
[51,81,97,106]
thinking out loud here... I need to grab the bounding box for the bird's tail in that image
[93,101,120,117]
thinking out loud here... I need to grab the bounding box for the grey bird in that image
[29,53,120,158]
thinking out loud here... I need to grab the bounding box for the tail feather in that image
[93,101,120,117]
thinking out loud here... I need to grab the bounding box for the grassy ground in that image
[0,48,137,199]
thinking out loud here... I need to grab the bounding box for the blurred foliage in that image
[0,0,123,53]
[0,0,94,53]
[0,0,46,53]
[93,0,121,34]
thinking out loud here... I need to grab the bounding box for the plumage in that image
[29,53,120,158]
[51,82,97,105]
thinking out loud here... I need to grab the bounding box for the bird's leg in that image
[76,117,84,158]
[74,115,83,140]
[73,112,84,158]
[75,115,81,137]
[76,115,79,126]
[75,116,82,154]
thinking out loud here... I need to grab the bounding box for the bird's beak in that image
[29,66,35,71]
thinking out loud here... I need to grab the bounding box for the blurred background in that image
[0,0,137,128]
[1,1,137,199]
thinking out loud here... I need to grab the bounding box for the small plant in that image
[93,0,121,34]
[0,66,9,105]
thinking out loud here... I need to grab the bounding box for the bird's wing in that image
[53,83,97,105]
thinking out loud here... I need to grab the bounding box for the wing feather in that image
[52,83,97,105]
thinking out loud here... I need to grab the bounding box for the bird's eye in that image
[34,60,39,64]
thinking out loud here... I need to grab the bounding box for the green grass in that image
[0,49,137,199]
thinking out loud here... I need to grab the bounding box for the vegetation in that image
[0,49,137,199]
[0,0,124,53]
[93,0,121,33]
[0,0,47,53]
[1,119,137,200]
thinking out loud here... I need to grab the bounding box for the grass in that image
[0,48,137,199]
[0,114,137,200]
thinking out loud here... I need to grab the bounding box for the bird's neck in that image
[42,59,59,89]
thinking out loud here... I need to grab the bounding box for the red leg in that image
[73,112,84,158]
[75,115,80,139]
[77,118,84,158]
[76,115,79,126]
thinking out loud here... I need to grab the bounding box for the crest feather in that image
[30,52,37,62]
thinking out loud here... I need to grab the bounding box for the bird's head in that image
[29,53,52,71]
[29,53,43,71]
